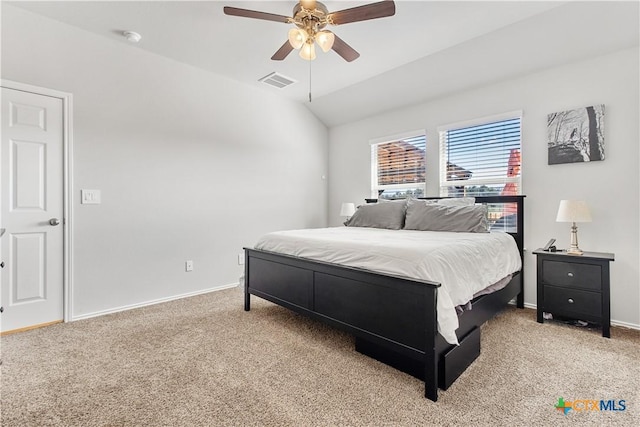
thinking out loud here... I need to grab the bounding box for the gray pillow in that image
[345,201,407,230]
[404,201,489,233]
[437,197,476,206]
[378,198,408,203]
[406,197,475,206]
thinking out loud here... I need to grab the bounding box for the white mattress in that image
[254,227,522,345]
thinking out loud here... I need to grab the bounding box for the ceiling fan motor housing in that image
[292,1,330,36]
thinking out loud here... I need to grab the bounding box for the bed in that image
[243,195,525,401]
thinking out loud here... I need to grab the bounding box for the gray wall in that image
[329,48,639,328]
[3,5,638,329]
[2,5,329,318]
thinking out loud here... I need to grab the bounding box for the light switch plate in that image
[81,189,101,204]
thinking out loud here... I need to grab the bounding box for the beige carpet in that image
[1,287,638,426]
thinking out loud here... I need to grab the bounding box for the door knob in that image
[49,218,60,226]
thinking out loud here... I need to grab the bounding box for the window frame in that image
[370,130,426,199]
[437,111,523,197]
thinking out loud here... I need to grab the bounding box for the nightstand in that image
[533,249,615,338]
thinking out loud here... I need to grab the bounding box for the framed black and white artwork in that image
[547,104,605,165]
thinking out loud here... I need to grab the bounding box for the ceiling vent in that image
[258,72,297,89]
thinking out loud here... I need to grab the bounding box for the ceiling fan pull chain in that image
[308,57,312,102]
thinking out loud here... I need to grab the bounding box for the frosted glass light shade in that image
[556,200,592,223]
[315,31,335,53]
[340,202,356,217]
[288,28,306,50]
[299,42,316,60]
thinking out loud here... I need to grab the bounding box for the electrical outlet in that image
[238,253,245,265]
[185,260,193,272]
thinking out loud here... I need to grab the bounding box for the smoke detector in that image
[123,31,142,43]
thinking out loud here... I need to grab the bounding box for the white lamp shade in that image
[315,30,335,53]
[340,202,356,217]
[556,200,592,223]
[299,42,316,60]
[288,28,306,50]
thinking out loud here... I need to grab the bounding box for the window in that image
[371,132,426,200]
[439,113,521,198]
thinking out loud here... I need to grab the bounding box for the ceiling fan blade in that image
[329,0,396,25]
[271,41,294,61]
[331,34,360,62]
[223,6,290,24]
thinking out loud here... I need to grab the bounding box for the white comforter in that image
[254,227,522,345]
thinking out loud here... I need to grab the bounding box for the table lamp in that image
[556,200,591,255]
[340,202,356,221]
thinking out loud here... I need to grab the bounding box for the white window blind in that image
[439,115,521,197]
[371,134,426,199]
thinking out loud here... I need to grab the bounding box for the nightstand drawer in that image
[542,260,601,290]
[543,286,601,318]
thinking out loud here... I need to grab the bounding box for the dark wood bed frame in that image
[244,195,525,402]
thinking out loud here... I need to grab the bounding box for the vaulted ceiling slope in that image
[10,1,640,127]
[311,1,640,126]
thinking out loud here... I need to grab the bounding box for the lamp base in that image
[567,222,583,255]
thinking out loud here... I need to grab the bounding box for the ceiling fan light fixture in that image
[315,30,334,53]
[288,28,306,49]
[300,0,317,11]
[299,42,316,61]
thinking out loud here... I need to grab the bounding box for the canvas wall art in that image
[547,104,605,165]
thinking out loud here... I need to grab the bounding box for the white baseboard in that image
[72,287,640,332]
[610,319,640,330]
[513,301,640,331]
[71,282,239,322]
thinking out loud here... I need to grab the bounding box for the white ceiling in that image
[10,1,640,127]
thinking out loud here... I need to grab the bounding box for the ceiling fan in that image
[223,0,396,62]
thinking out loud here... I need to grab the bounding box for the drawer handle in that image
[568,298,574,304]
[567,272,574,277]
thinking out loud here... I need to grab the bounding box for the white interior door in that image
[1,87,64,333]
